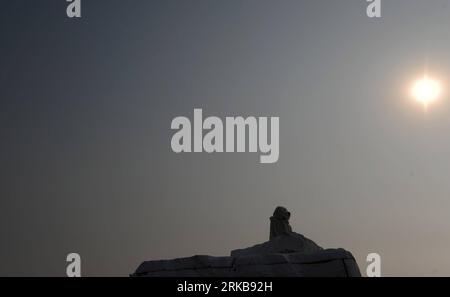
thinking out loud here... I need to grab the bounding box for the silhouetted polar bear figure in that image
[270,206,293,240]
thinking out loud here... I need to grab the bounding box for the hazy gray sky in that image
[2,0,450,276]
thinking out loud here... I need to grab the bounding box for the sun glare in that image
[412,76,442,108]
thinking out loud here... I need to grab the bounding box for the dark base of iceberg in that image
[132,248,361,277]
[133,208,361,277]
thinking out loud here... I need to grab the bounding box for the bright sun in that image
[411,76,442,108]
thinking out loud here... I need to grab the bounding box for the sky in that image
[1,0,450,276]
